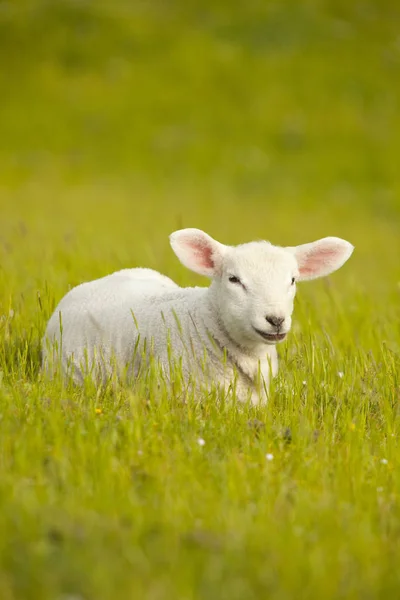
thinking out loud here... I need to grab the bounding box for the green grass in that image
[1,0,400,598]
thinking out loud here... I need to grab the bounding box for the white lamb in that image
[42,228,354,404]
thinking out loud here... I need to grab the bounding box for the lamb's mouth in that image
[253,328,287,343]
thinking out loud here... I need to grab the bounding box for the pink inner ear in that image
[299,247,338,277]
[185,239,214,270]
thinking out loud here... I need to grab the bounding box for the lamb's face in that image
[213,242,299,347]
[170,227,354,350]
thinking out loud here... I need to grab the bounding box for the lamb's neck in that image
[194,289,271,385]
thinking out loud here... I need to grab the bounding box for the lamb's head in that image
[170,228,354,349]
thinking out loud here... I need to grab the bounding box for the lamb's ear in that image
[289,237,354,281]
[169,228,226,277]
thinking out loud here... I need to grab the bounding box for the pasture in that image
[0,1,399,598]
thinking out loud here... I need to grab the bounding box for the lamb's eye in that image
[291,277,296,285]
[229,275,241,284]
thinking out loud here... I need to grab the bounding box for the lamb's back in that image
[42,270,204,381]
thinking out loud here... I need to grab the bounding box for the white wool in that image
[42,229,354,404]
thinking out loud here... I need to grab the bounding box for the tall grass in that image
[0,1,400,598]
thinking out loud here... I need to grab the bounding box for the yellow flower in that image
[95,408,103,415]
[349,423,356,431]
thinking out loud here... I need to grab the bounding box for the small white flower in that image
[338,371,344,378]
[197,438,206,447]
[380,458,388,465]
[266,453,274,461]
[302,380,307,386]
[377,487,384,493]
[137,450,143,456]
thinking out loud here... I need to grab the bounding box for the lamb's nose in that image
[265,315,284,329]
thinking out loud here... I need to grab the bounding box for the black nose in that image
[265,315,284,328]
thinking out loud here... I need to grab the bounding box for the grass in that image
[1,0,400,598]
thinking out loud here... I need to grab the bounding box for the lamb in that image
[42,228,354,404]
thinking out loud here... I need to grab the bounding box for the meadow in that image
[0,1,400,598]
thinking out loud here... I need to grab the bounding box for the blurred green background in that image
[1,0,399,265]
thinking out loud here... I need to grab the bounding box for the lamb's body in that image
[42,228,354,403]
[43,268,277,403]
